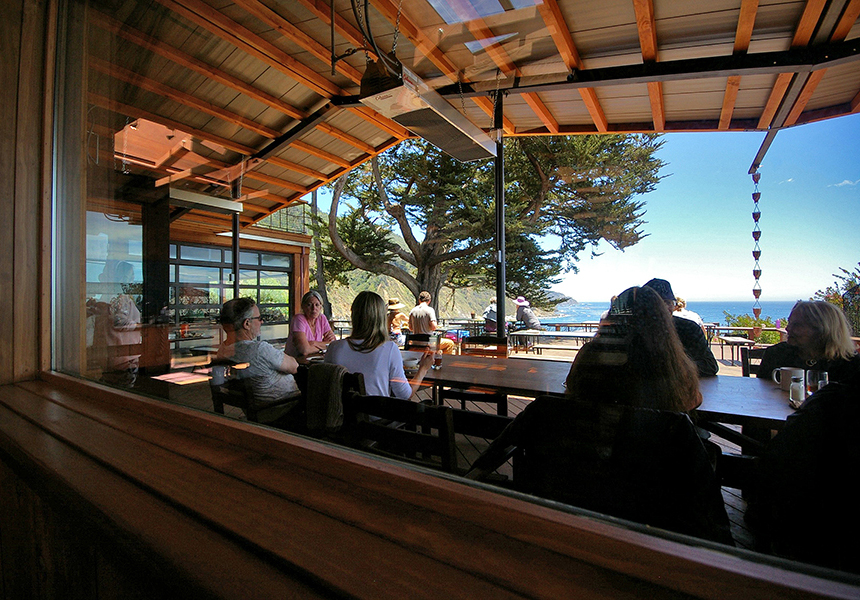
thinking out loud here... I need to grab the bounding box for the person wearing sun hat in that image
[386,297,409,345]
[644,278,718,377]
[514,296,542,330]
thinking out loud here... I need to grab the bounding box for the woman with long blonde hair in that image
[758,300,858,383]
[325,291,433,398]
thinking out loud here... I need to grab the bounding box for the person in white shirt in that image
[326,291,433,399]
[674,296,705,329]
[407,291,456,354]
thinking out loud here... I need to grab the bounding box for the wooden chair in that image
[740,346,766,377]
[501,396,733,544]
[287,364,365,437]
[209,358,299,424]
[439,336,509,415]
[460,335,508,358]
[341,392,457,473]
[403,333,439,352]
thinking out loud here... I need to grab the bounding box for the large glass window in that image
[47,0,858,582]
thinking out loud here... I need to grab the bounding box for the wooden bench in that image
[532,344,581,355]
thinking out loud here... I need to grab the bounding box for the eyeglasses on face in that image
[245,316,262,321]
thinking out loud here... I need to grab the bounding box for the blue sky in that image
[554,113,860,302]
[312,112,859,303]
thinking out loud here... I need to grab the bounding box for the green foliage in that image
[723,311,787,345]
[323,135,665,310]
[813,262,860,335]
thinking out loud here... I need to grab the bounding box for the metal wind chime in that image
[751,170,762,320]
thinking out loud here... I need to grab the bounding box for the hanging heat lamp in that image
[751,170,762,320]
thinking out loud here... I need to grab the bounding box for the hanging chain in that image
[236,157,246,200]
[457,72,466,113]
[490,69,502,131]
[391,0,404,54]
[356,0,370,61]
[121,116,131,174]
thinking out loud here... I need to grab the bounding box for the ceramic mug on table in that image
[772,367,804,391]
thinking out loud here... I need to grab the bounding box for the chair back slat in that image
[343,393,457,473]
[740,346,766,377]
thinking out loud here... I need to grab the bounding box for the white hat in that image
[514,296,530,306]
[387,298,406,310]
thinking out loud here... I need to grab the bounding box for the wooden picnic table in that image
[508,329,596,353]
[406,351,794,431]
[717,336,757,365]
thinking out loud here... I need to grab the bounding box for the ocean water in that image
[546,300,797,326]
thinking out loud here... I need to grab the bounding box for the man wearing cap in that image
[644,278,719,377]
[514,296,542,330]
[387,297,409,345]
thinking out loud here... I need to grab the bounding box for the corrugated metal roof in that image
[87,0,860,234]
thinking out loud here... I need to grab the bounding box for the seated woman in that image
[758,300,859,383]
[285,291,337,357]
[325,291,434,399]
[386,297,409,346]
[467,286,732,545]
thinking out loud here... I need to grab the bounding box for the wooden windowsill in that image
[1,371,857,599]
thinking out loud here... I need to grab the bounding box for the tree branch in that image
[427,239,495,267]
[373,156,420,263]
[328,175,420,296]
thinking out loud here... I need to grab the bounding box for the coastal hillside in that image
[320,270,571,320]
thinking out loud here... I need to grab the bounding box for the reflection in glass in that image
[178,265,221,284]
[261,253,291,268]
[259,271,290,287]
[180,245,223,262]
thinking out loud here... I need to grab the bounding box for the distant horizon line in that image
[568,298,803,304]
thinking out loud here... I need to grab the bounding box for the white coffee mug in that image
[772,367,804,391]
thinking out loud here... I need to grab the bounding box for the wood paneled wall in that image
[0,0,51,385]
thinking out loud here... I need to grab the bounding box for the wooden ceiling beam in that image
[792,0,828,47]
[757,72,793,129]
[315,122,377,154]
[369,0,514,134]
[231,0,363,84]
[633,0,664,131]
[444,0,558,133]
[94,10,405,167]
[291,140,353,168]
[155,0,411,165]
[243,170,309,194]
[832,0,860,41]
[757,0,829,129]
[90,12,307,121]
[265,156,328,181]
[346,106,412,139]
[89,57,280,139]
[88,92,255,156]
[291,0,366,51]
[761,0,857,128]
[154,0,343,98]
[536,0,608,132]
[781,0,860,126]
[719,0,759,130]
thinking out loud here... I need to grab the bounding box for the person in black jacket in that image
[747,371,860,573]
[757,300,859,384]
[644,278,719,377]
[468,287,732,545]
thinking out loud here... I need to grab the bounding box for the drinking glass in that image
[805,370,829,396]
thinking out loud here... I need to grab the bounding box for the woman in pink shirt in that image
[285,291,336,357]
